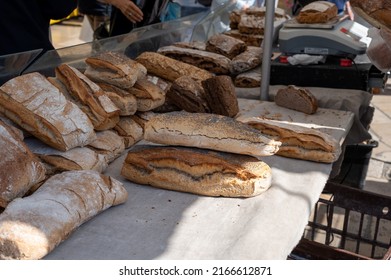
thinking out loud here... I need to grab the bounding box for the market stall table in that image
[43,99,354,260]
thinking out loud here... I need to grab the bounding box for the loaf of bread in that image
[55,64,120,130]
[98,82,138,115]
[296,1,338,24]
[366,27,391,72]
[31,144,108,174]
[87,130,125,164]
[231,46,262,74]
[206,34,247,59]
[85,51,147,89]
[144,111,281,157]
[230,7,287,30]
[113,116,144,148]
[238,14,266,35]
[167,76,210,113]
[0,121,46,208]
[121,145,272,197]
[135,52,213,83]
[0,170,128,260]
[237,117,341,163]
[350,0,391,29]
[173,41,207,51]
[157,45,233,75]
[274,85,318,114]
[234,66,262,88]
[224,29,264,47]
[0,72,96,151]
[202,75,239,117]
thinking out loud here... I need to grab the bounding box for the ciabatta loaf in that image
[85,51,147,89]
[144,111,281,157]
[274,85,318,114]
[237,117,341,163]
[121,145,272,197]
[0,121,46,208]
[0,72,96,151]
[0,170,128,260]
[135,52,213,83]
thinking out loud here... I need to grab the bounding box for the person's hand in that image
[107,0,144,23]
[345,1,354,21]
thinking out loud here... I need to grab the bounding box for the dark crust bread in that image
[274,85,318,115]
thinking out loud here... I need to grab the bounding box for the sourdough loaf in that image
[55,64,120,130]
[144,111,281,157]
[224,29,264,47]
[237,117,341,163]
[85,51,147,89]
[231,46,262,74]
[202,75,239,117]
[296,1,338,24]
[206,34,247,59]
[87,130,125,163]
[135,52,213,83]
[113,116,144,148]
[0,121,46,208]
[274,85,318,114]
[0,72,96,151]
[0,170,127,260]
[234,66,262,88]
[121,145,272,197]
[350,0,391,30]
[167,76,210,113]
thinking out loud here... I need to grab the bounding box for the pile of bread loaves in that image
[0,9,341,258]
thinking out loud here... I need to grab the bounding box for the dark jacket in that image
[0,0,77,56]
[77,0,111,16]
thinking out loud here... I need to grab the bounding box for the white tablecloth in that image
[44,99,354,260]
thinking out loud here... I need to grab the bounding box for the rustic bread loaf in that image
[206,34,247,59]
[135,52,213,83]
[121,145,272,197]
[144,111,281,157]
[157,45,233,75]
[87,130,125,164]
[167,76,210,113]
[224,29,264,47]
[55,64,120,130]
[231,46,262,74]
[234,66,262,88]
[30,143,108,174]
[113,116,144,148]
[84,51,147,89]
[237,117,341,163]
[0,170,127,260]
[0,72,96,151]
[274,85,318,114]
[202,75,239,117]
[296,1,338,24]
[0,121,46,208]
[350,0,391,30]
[98,82,138,116]
[238,14,266,35]
[172,41,207,51]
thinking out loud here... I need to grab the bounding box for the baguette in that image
[121,145,272,197]
[0,121,46,208]
[0,72,96,151]
[144,111,281,157]
[0,170,127,260]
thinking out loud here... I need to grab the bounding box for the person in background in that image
[0,0,77,56]
[77,0,112,34]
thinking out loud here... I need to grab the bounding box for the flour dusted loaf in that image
[135,52,213,83]
[144,111,281,157]
[234,66,262,88]
[85,51,147,89]
[0,170,128,260]
[206,33,247,59]
[87,130,125,164]
[0,121,46,208]
[296,1,338,24]
[121,145,272,197]
[0,72,96,151]
[274,85,318,114]
[237,117,341,163]
[231,46,262,74]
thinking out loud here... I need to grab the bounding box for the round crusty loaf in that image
[121,145,272,197]
[143,111,281,157]
[274,85,318,115]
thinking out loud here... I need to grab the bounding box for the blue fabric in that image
[160,1,181,22]
[327,0,347,14]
